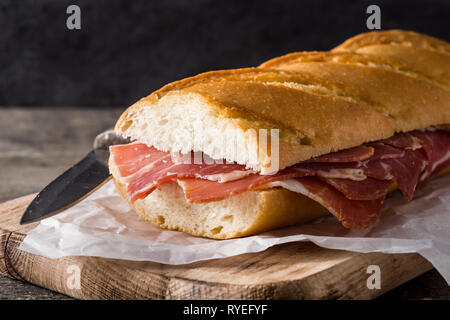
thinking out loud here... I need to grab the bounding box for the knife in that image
[20,130,130,225]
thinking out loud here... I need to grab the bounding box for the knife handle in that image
[93,129,131,150]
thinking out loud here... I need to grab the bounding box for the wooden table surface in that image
[0,107,449,300]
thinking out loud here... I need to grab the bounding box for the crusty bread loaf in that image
[111,30,450,239]
[115,30,450,174]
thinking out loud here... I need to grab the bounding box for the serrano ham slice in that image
[126,159,392,203]
[381,133,423,150]
[318,177,392,200]
[267,178,385,229]
[131,164,323,203]
[178,173,392,204]
[367,143,405,160]
[410,130,450,182]
[379,149,428,200]
[127,159,253,202]
[307,146,374,163]
[110,142,171,182]
[292,178,385,229]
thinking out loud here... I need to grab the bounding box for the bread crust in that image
[334,30,450,53]
[114,30,450,174]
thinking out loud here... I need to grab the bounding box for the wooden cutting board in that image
[0,194,433,300]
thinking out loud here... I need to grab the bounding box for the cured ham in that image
[318,177,392,200]
[177,165,392,204]
[378,149,428,200]
[410,130,450,181]
[109,127,450,229]
[127,160,386,203]
[110,142,171,182]
[126,157,253,202]
[381,133,423,150]
[307,146,374,163]
[367,143,405,160]
[271,178,385,229]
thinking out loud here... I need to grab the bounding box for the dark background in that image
[0,0,449,107]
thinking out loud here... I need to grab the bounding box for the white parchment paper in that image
[19,175,450,284]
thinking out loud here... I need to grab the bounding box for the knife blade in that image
[20,130,129,225]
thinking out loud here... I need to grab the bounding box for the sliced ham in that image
[381,133,423,150]
[110,142,171,182]
[119,153,382,203]
[410,130,450,182]
[127,160,254,202]
[318,177,392,200]
[367,143,405,160]
[293,162,367,180]
[360,160,393,180]
[307,146,374,163]
[267,178,384,229]
[128,161,385,203]
[110,126,450,229]
[379,149,428,200]
[177,171,392,204]
[132,164,324,203]
[297,159,392,181]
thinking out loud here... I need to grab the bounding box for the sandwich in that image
[109,30,450,239]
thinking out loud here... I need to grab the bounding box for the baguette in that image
[115,31,449,174]
[111,30,450,239]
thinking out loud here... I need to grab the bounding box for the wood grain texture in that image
[1,107,448,299]
[0,194,434,300]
